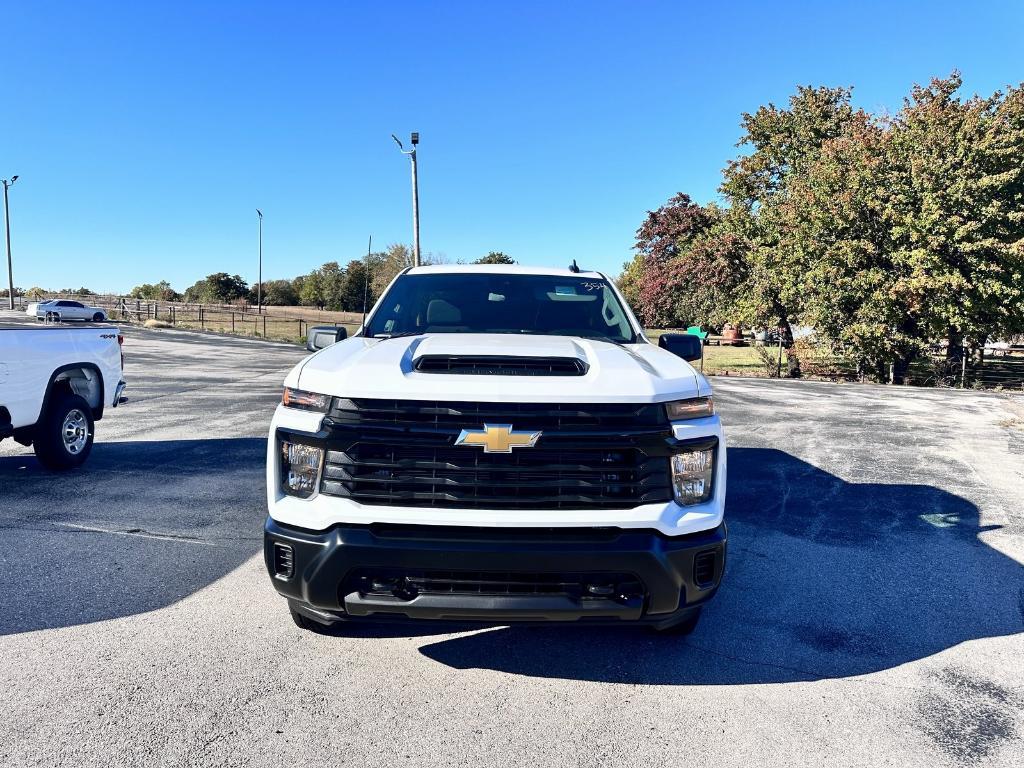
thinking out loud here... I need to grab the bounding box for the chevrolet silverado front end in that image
[264,265,726,634]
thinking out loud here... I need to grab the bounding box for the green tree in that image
[886,73,1024,367]
[298,270,325,307]
[254,279,298,306]
[474,252,516,264]
[130,280,180,301]
[298,262,345,309]
[371,243,413,298]
[721,86,858,339]
[183,273,248,303]
[338,260,373,312]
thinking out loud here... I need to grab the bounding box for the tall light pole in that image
[391,132,421,266]
[2,175,18,310]
[256,208,263,313]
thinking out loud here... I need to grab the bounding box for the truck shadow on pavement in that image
[419,447,1024,684]
[0,438,266,636]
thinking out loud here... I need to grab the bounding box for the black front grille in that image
[344,568,644,600]
[328,398,668,431]
[414,355,588,376]
[318,399,674,510]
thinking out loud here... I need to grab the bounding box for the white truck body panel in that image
[292,333,707,403]
[0,326,123,429]
[266,265,725,538]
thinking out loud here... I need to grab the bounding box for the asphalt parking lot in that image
[2,314,1023,767]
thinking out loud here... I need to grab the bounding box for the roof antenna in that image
[361,235,372,335]
[569,259,581,273]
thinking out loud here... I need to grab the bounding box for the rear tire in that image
[33,392,94,470]
[652,607,702,636]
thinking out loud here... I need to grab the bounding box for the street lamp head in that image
[391,134,404,150]
[410,132,419,146]
[10,175,18,183]
[256,208,263,218]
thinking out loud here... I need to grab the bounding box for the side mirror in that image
[659,332,703,362]
[307,325,347,351]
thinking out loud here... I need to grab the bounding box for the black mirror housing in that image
[658,332,703,362]
[307,325,347,352]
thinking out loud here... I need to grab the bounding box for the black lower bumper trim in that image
[264,519,726,626]
[343,592,645,621]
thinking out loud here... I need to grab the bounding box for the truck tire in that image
[652,607,702,636]
[289,606,332,634]
[33,392,95,470]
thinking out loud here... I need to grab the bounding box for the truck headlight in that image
[281,441,323,498]
[665,397,714,420]
[282,387,331,412]
[670,448,714,505]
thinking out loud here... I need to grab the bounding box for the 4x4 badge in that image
[455,424,542,454]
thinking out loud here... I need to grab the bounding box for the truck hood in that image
[294,333,704,403]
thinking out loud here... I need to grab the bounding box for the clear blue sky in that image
[3,1,1022,294]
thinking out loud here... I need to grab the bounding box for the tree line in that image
[125,249,516,310]
[619,72,1024,382]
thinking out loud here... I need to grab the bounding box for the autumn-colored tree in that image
[621,195,748,329]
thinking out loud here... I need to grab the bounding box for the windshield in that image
[365,273,637,343]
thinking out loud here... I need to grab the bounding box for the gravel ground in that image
[1,312,1023,767]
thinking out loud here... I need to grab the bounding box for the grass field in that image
[696,344,768,376]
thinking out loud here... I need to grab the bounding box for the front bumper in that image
[264,518,726,627]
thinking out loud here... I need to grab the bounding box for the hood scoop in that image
[413,354,589,377]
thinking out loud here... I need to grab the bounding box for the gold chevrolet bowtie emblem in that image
[455,424,542,453]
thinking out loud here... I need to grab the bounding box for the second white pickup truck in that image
[0,323,126,469]
[264,264,727,635]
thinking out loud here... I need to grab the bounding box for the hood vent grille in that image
[414,355,588,377]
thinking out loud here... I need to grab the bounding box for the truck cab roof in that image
[405,264,606,279]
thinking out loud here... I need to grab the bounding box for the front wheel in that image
[33,393,95,470]
[92,312,104,322]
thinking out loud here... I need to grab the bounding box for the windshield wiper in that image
[368,331,425,340]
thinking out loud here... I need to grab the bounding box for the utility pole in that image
[392,132,421,266]
[2,175,18,310]
[256,208,263,313]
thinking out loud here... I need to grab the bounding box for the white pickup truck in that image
[264,265,726,634]
[0,324,126,469]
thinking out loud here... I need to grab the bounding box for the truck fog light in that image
[670,449,714,506]
[281,441,323,498]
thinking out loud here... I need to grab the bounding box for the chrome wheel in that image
[62,409,90,455]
